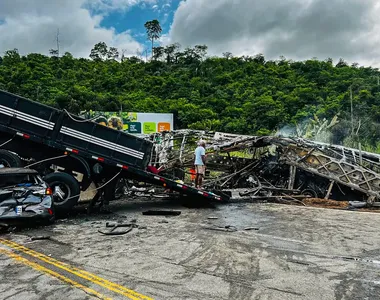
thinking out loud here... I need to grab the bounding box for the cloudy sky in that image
[0,0,379,66]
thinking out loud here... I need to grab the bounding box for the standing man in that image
[194,141,206,189]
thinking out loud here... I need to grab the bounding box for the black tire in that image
[44,172,80,213]
[0,150,23,167]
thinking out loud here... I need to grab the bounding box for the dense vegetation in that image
[1,43,380,151]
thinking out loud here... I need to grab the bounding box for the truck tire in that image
[44,172,80,213]
[0,150,23,167]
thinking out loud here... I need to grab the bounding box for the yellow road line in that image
[0,239,152,300]
[0,248,112,300]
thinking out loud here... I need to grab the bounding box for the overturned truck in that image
[146,130,380,205]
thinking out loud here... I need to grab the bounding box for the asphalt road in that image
[1,199,380,300]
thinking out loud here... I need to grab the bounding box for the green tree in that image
[49,49,59,57]
[107,47,119,60]
[152,46,164,61]
[90,42,108,61]
[164,43,180,64]
[3,49,21,66]
[144,20,162,59]
[90,42,120,61]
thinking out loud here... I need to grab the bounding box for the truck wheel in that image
[0,150,23,167]
[44,172,80,213]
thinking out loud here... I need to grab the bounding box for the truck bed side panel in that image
[57,115,152,168]
[0,92,60,139]
[0,89,152,169]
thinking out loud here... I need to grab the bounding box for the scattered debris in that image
[98,222,138,235]
[203,225,237,232]
[142,210,181,216]
[349,201,367,208]
[287,259,310,266]
[0,223,9,233]
[302,198,349,209]
[30,235,51,241]
[244,227,259,231]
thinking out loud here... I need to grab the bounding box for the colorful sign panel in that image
[127,122,142,134]
[81,111,174,134]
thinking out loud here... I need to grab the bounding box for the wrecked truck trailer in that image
[0,90,225,213]
[274,137,380,202]
[146,130,380,205]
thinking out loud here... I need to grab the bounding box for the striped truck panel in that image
[0,105,54,130]
[0,106,144,160]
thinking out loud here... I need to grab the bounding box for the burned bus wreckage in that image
[144,130,380,206]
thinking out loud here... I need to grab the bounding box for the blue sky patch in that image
[97,0,180,47]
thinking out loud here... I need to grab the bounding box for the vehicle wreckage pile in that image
[144,130,380,206]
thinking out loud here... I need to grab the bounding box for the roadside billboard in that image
[81,111,174,134]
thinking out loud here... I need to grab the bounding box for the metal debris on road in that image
[203,225,238,232]
[98,222,138,235]
[30,235,51,241]
[158,220,169,223]
[142,210,181,216]
[244,227,259,231]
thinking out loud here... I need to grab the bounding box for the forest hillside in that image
[1,43,380,151]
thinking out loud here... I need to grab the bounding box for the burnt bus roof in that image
[0,168,39,175]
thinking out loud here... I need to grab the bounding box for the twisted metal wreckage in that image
[137,130,380,205]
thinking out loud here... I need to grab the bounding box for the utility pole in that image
[350,85,354,135]
[36,85,40,101]
[56,28,60,57]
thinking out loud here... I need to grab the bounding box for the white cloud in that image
[150,0,171,14]
[86,0,157,13]
[169,0,380,67]
[0,0,144,58]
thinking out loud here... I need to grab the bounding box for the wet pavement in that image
[1,199,380,299]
